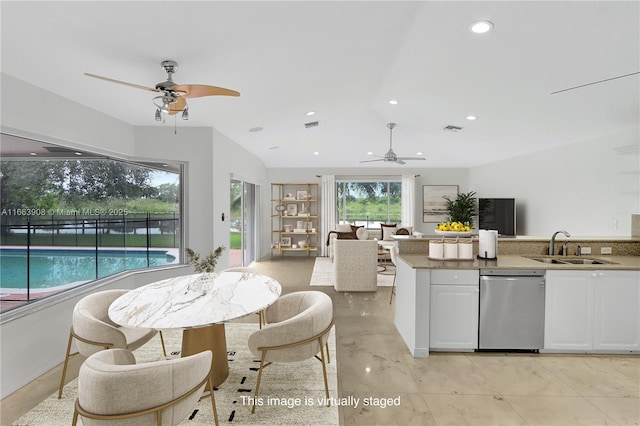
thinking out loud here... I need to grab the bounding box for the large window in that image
[0,135,182,312]
[336,179,401,228]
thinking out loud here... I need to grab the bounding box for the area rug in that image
[13,323,338,425]
[309,257,395,287]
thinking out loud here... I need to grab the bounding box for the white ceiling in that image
[1,1,638,168]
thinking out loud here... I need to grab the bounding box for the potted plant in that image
[437,191,477,233]
[185,246,226,273]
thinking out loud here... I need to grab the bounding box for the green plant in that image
[444,191,477,227]
[185,246,226,273]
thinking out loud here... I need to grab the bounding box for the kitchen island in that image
[394,253,640,358]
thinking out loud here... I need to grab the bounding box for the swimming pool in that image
[0,248,177,289]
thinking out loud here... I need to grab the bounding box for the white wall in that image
[1,73,135,155]
[469,127,640,237]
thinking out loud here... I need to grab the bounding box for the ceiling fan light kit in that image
[360,123,426,165]
[84,59,239,123]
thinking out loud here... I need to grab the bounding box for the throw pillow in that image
[381,223,397,241]
[336,232,356,240]
[396,227,411,235]
[335,223,352,233]
[356,227,369,240]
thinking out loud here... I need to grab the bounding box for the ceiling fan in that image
[360,123,426,165]
[85,60,240,121]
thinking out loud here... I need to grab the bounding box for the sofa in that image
[327,223,420,261]
[333,239,378,292]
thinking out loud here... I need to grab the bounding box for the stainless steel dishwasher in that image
[479,269,545,351]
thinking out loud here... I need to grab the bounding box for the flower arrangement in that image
[185,246,226,273]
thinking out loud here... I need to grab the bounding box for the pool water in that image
[0,248,177,289]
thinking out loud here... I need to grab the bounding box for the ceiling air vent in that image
[443,125,463,132]
[304,121,319,129]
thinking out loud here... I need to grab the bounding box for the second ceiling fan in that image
[360,123,425,165]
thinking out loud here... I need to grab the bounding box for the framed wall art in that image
[286,203,298,216]
[422,185,458,223]
[296,190,308,200]
[280,236,292,247]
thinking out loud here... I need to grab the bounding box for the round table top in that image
[108,271,282,330]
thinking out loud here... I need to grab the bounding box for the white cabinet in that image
[429,269,479,351]
[545,270,640,352]
[593,271,640,351]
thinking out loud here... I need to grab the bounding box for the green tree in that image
[0,161,59,210]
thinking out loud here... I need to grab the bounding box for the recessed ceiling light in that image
[29,152,37,156]
[305,111,316,116]
[416,152,423,156]
[466,115,477,120]
[389,100,398,105]
[249,126,264,133]
[74,152,83,156]
[470,20,493,34]
[313,151,319,155]
[367,151,373,156]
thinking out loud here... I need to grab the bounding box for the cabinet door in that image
[430,284,479,350]
[544,270,593,351]
[593,271,640,351]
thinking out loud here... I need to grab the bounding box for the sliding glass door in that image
[229,179,259,267]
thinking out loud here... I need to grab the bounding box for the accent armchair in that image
[58,289,166,399]
[247,291,334,414]
[73,348,217,426]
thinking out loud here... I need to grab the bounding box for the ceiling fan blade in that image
[359,159,386,163]
[167,96,187,115]
[395,159,407,165]
[172,84,240,98]
[396,157,426,161]
[84,73,159,93]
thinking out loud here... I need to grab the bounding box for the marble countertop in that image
[109,271,282,330]
[397,254,640,271]
[394,235,640,242]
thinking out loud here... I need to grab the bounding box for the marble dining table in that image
[108,271,282,387]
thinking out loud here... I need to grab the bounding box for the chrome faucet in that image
[549,230,570,255]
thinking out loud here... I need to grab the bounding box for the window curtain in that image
[320,175,336,257]
[401,174,415,227]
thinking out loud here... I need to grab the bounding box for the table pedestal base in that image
[182,324,229,388]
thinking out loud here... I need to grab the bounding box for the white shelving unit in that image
[271,183,319,257]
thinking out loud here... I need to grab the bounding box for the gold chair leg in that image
[58,329,74,399]
[258,310,265,329]
[318,336,330,405]
[389,274,397,304]
[72,407,79,426]
[325,342,331,364]
[208,376,219,426]
[159,331,167,357]
[252,351,268,414]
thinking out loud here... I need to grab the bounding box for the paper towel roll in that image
[478,230,498,259]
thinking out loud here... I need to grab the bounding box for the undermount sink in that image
[525,256,617,266]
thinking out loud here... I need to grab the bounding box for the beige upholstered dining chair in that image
[220,266,266,328]
[73,348,217,426]
[247,290,334,414]
[58,289,166,399]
